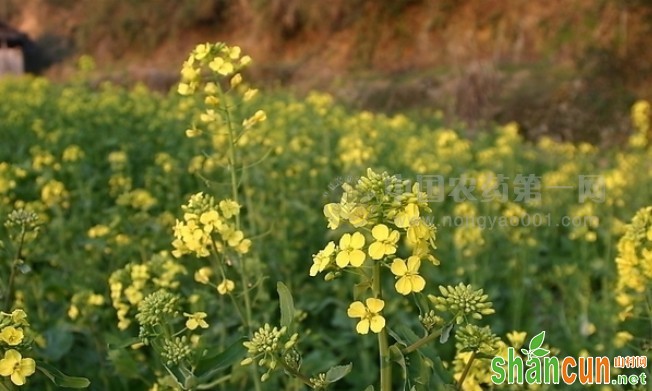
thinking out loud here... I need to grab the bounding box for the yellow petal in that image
[335,252,349,268]
[410,275,426,292]
[394,212,409,228]
[388,230,400,243]
[390,259,408,276]
[309,262,319,276]
[349,250,366,267]
[366,298,385,313]
[323,241,336,256]
[368,242,385,260]
[350,232,366,249]
[11,372,26,386]
[356,319,370,334]
[372,224,389,241]
[395,277,412,295]
[405,203,420,219]
[407,256,421,273]
[347,301,366,318]
[339,234,351,248]
[369,315,386,333]
[0,359,14,376]
[383,243,397,255]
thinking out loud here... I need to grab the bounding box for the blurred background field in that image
[0,1,651,390]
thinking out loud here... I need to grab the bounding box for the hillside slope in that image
[3,0,651,142]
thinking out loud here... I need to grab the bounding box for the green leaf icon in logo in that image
[521,331,550,361]
[532,348,550,358]
[529,331,545,351]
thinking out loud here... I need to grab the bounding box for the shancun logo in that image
[490,331,633,386]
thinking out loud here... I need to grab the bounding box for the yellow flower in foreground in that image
[336,232,366,268]
[217,279,235,295]
[368,224,399,260]
[347,298,385,334]
[0,349,35,386]
[0,326,24,346]
[184,312,209,330]
[310,241,336,276]
[390,256,425,295]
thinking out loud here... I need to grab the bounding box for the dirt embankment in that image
[5,0,651,142]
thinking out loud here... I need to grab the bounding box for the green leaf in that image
[404,348,431,391]
[277,282,295,329]
[439,323,453,344]
[388,327,408,347]
[37,362,90,388]
[529,331,545,351]
[532,348,549,357]
[325,363,352,383]
[196,337,246,382]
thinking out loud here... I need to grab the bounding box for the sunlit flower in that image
[310,241,336,276]
[368,224,399,260]
[347,298,385,334]
[335,232,366,267]
[0,349,35,386]
[0,326,23,346]
[390,256,425,295]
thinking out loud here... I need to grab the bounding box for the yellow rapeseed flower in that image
[323,203,342,230]
[0,349,35,386]
[217,279,235,295]
[0,326,23,346]
[184,312,209,330]
[347,298,386,334]
[310,241,336,276]
[368,224,399,260]
[194,267,213,284]
[335,232,366,267]
[390,256,425,295]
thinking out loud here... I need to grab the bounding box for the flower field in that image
[0,44,650,390]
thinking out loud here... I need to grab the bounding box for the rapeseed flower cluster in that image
[629,100,650,148]
[615,206,652,320]
[0,310,35,386]
[312,169,438,333]
[172,192,251,258]
[241,324,299,382]
[109,252,186,330]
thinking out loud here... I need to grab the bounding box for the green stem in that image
[372,263,391,391]
[401,328,443,355]
[456,350,476,390]
[219,84,259,391]
[4,225,25,311]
